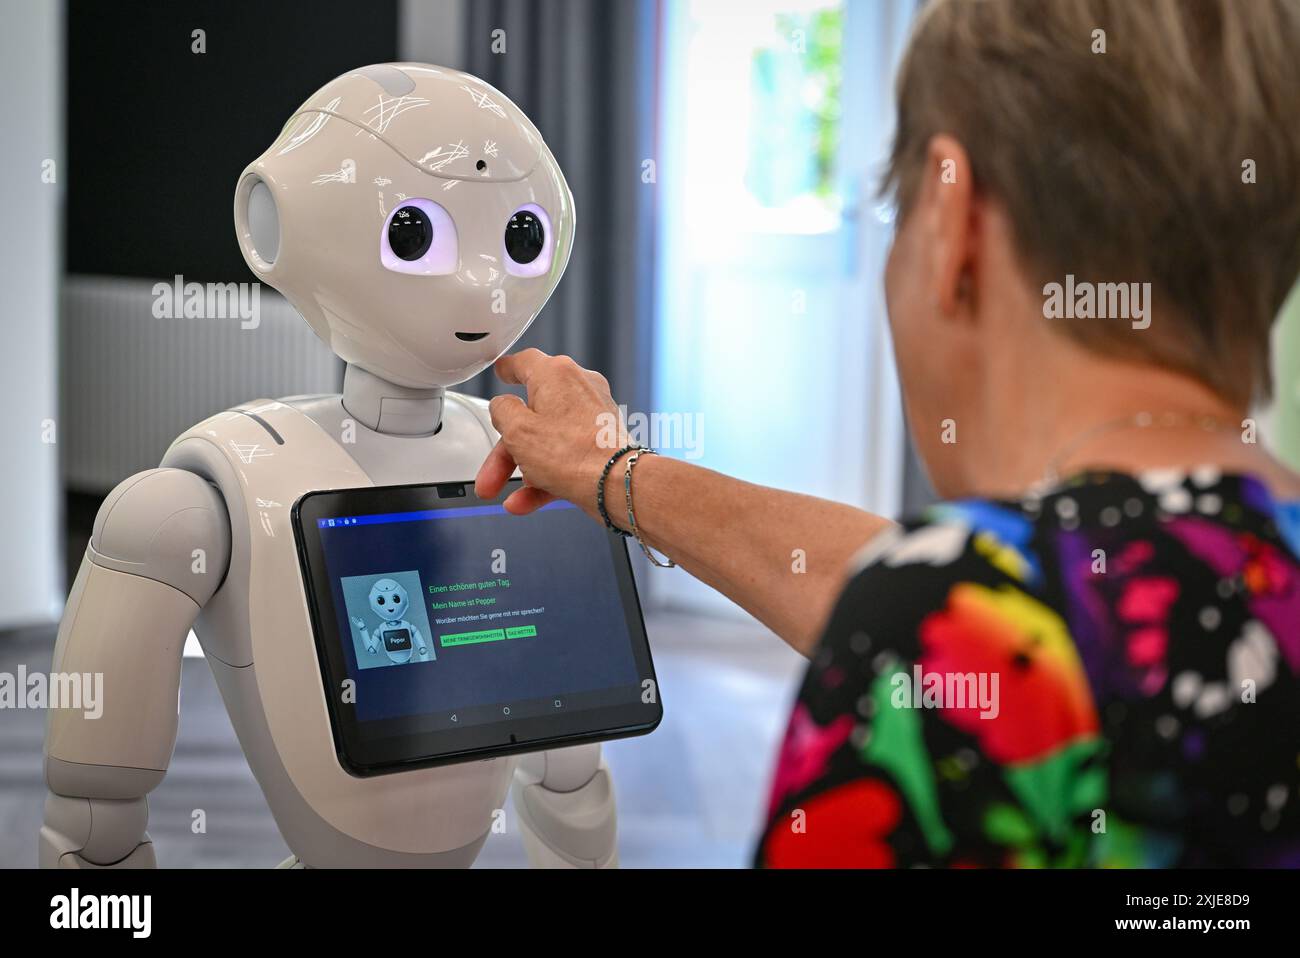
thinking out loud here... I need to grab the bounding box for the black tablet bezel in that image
[292,479,661,777]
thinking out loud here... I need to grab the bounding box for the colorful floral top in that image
[757,470,1300,868]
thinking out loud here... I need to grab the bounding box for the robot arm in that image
[412,625,428,658]
[512,743,619,868]
[351,617,377,654]
[40,468,230,868]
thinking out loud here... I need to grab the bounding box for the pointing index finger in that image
[495,348,550,387]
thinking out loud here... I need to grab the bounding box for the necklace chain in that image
[1042,411,1238,485]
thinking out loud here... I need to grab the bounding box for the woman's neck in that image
[965,353,1300,501]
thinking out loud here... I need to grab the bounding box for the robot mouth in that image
[455,331,489,342]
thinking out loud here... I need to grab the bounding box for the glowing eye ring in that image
[380,198,458,275]
[502,204,554,278]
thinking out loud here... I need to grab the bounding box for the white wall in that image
[0,0,63,626]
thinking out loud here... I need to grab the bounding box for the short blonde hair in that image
[885,0,1300,406]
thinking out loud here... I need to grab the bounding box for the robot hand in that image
[414,628,429,658]
[512,744,618,868]
[350,617,378,654]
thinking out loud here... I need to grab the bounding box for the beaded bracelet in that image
[596,443,639,536]
[624,448,676,568]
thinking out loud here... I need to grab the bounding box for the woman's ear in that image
[919,134,976,321]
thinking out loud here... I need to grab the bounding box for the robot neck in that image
[341,363,445,437]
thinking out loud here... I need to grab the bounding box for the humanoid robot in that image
[352,578,430,664]
[40,63,618,868]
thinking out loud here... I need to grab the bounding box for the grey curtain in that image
[459,0,658,415]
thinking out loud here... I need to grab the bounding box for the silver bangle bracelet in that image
[623,448,676,569]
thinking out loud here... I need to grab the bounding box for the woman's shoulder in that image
[852,467,1300,578]
[824,467,1300,672]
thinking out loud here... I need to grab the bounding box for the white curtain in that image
[650,0,919,616]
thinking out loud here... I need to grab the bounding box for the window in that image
[652,0,916,615]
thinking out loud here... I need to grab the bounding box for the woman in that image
[476,0,1300,867]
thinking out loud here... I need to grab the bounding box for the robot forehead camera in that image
[233,63,575,390]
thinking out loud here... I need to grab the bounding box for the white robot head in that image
[234,63,575,389]
[368,578,409,622]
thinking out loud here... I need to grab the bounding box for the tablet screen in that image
[293,481,661,775]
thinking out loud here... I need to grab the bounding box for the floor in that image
[0,610,805,868]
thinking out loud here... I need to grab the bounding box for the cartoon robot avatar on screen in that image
[352,578,430,665]
[40,64,621,868]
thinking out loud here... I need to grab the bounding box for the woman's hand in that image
[475,349,627,517]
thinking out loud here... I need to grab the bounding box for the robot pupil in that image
[389,206,433,261]
[504,211,544,265]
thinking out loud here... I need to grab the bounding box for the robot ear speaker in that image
[238,174,280,268]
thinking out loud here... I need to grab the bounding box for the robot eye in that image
[505,210,544,264]
[393,594,401,603]
[502,204,553,278]
[388,206,433,261]
[380,198,458,275]
[377,596,386,605]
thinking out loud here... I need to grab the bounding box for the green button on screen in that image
[441,625,538,647]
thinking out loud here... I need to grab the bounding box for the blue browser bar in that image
[316,498,575,529]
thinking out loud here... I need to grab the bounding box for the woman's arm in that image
[474,349,895,656]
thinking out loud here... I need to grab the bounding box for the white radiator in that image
[61,275,342,492]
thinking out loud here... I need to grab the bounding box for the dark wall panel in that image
[66,0,398,281]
